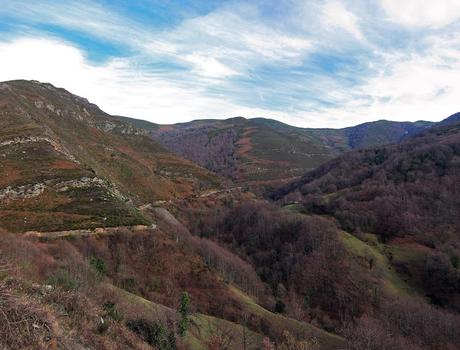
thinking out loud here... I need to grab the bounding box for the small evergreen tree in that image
[178,292,190,337]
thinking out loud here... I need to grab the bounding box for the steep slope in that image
[0,80,347,349]
[147,116,433,188]
[150,117,333,187]
[438,111,460,126]
[0,80,222,232]
[273,115,460,311]
[0,208,345,350]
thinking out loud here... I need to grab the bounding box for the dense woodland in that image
[187,201,373,324]
[180,118,460,349]
[275,122,460,244]
[184,198,460,349]
[273,120,460,313]
[153,126,238,179]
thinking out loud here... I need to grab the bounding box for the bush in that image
[178,292,190,337]
[103,301,123,321]
[46,269,76,291]
[275,300,285,314]
[0,281,52,349]
[89,256,108,276]
[126,319,176,349]
[119,277,137,293]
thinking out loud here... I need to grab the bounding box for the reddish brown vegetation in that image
[343,298,460,350]
[274,121,460,312]
[185,201,375,329]
[0,233,151,349]
[0,280,53,350]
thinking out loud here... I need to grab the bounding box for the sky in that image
[0,0,460,128]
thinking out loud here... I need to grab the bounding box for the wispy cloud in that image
[381,0,460,28]
[0,37,291,124]
[321,1,365,42]
[0,0,459,127]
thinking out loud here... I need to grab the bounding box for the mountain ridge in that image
[139,113,437,189]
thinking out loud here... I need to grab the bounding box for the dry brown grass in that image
[0,279,53,349]
[0,232,155,349]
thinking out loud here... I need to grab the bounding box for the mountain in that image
[149,117,332,188]
[438,111,460,126]
[177,113,460,348]
[0,80,222,233]
[146,116,433,189]
[273,115,460,312]
[0,80,346,350]
[2,80,459,350]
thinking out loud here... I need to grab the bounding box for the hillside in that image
[0,80,347,349]
[149,117,333,188]
[147,116,432,189]
[273,115,460,312]
[2,80,459,350]
[0,80,222,232]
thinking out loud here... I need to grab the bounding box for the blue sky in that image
[1,0,460,127]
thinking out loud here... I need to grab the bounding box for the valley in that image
[1,80,459,350]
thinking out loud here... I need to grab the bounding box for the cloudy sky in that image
[0,0,459,127]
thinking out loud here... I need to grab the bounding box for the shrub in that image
[103,301,123,321]
[0,281,52,349]
[46,269,76,291]
[178,292,190,337]
[97,317,109,334]
[275,300,285,314]
[89,256,108,276]
[126,319,176,349]
[119,277,137,293]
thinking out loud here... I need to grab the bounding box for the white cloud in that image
[308,45,460,125]
[322,1,365,41]
[1,1,459,129]
[0,0,148,49]
[183,53,240,78]
[381,0,460,28]
[146,7,314,76]
[1,35,458,130]
[0,37,290,124]
[0,0,315,79]
[365,50,460,121]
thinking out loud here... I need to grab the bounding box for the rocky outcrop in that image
[0,136,79,163]
[0,176,128,203]
[54,176,129,202]
[0,183,45,201]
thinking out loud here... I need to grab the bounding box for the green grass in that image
[229,286,345,350]
[282,203,303,212]
[383,243,426,264]
[340,231,415,297]
[188,314,263,350]
[106,285,262,350]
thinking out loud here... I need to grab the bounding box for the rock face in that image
[54,176,129,203]
[0,136,79,163]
